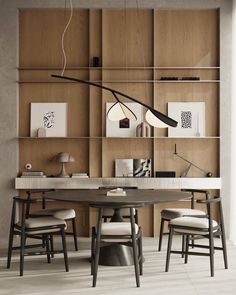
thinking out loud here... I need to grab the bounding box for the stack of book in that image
[71,173,89,178]
[107,188,126,197]
[21,171,46,178]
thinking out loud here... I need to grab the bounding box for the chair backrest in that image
[10,197,38,228]
[181,189,209,209]
[25,189,55,216]
[196,196,223,232]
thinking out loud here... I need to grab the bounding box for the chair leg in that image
[50,234,54,258]
[138,230,143,276]
[209,231,215,277]
[72,218,78,251]
[220,226,228,269]
[184,235,190,264]
[61,229,69,272]
[7,225,15,269]
[132,236,140,287]
[191,235,195,248]
[158,218,165,251]
[91,227,96,275]
[181,235,186,258]
[93,208,103,287]
[165,226,174,272]
[20,231,26,276]
[45,235,51,264]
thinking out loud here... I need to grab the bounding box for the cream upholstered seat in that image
[169,216,218,235]
[24,217,67,234]
[165,197,228,277]
[161,208,206,220]
[100,222,139,242]
[158,189,209,252]
[32,208,76,220]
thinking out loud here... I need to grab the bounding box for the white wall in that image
[230,0,236,245]
[0,0,233,246]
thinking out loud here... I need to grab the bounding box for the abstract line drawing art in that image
[30,103,67,137]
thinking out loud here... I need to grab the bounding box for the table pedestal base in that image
[99,244,134,266]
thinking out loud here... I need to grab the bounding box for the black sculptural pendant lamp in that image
[52,0,178,128]
[51,74,178,128]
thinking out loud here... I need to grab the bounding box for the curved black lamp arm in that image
[174,144,212,177]
[51,74,178,127]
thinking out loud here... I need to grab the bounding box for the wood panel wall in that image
[18,8,219,237]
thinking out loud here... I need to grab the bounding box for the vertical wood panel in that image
[154,10,219,67]
[102,9,153,67]
[19,9,89,67]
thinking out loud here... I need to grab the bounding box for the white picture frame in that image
[106,102,142,137]
[168,102,205,137]
[115,159,152,177]
[30,103,67,137]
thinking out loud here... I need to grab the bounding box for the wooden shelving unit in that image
[18,8,220,237]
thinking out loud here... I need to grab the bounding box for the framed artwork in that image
[30,103,67,137]
[115,159,152,177]
[168,102,205,137]
[133,159,152,177]
[106,102,142,137]
[115,159,134,177]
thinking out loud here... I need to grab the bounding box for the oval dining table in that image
[44,188,191,266]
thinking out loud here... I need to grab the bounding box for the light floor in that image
[0,236,235,295]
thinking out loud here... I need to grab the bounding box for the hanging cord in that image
[61,0,73,76]
[124,0,128,93]
[135,0,149,121]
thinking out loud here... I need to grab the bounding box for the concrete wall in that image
[0,0,233,246]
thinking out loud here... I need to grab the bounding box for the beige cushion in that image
[103,208,136,217]
[101,222,139,242]
[170,216,218,235]
[161,208,206,220]
[24,217,67,234]
[31,208,76,220]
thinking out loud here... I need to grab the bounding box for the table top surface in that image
[44,189,191,206]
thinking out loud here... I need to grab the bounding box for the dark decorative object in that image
[92,56,100,67]
[174,144,212,177]
[155,171,176,178]
[181,76,200,80]
[119,117,130,128]
[160,77,178,80]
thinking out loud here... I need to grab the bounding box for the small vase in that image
[136,122,151,137]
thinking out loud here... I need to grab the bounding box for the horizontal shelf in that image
[156,80,220,83]
[17,66,220,70]
[17,136,221,139]
[18,80,221,84]
[15,177,222,190]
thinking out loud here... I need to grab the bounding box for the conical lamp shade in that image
[145,109,169,128]
[107,102,137,121]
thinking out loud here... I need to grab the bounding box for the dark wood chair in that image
[158,189,209,252]
[7,197,69,276]
[26,189,78,251]
[98,186,139,223]
[165,196,228,277]
[91,202,143,287]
